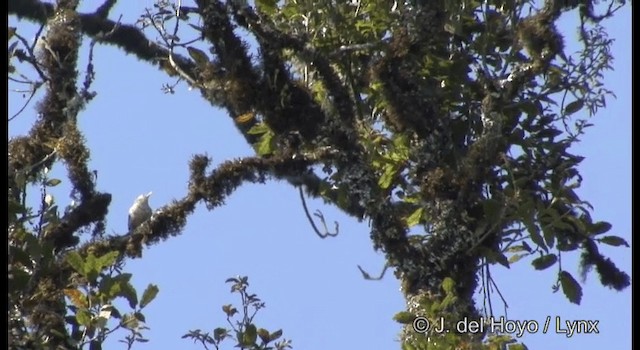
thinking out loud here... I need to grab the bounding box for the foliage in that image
[394,278,526,349]
[182,276,292,350]
[8,173,157,349]
[8,0,629,349]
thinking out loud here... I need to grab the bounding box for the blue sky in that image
[9,2,630,350]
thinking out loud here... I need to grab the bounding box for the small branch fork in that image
[298,187,338,239]
[357,263,389,281]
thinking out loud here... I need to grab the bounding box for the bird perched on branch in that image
[128,192,153,231]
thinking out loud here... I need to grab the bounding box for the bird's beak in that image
[146,191,153,198]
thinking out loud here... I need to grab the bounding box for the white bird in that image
[128,192,153,231]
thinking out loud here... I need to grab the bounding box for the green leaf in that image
[213,327,229,341]
[99,273,133,299]
[563,100,584,116]
[539,94,558,106]
[248,123,270,135]
[84,253,100,283]
[222,304,238,317]
[188,23,204,32]
[256,0,278,15]
[76,308,92,326]
[485,249,510,268]
[506,244,527,253]
[140,284,159,309]
[46,178,62,187]
[378,164,397,190]
[531,254,557,270]
[536,128,563,139]
[225,277,240,283]
[242,324,257,346]
[96,251,119,272]
[522,205,547,251]
[121,313,140,330]
[134,311,146,323]
[520,100,541,117]
[66,251,86,276]
[556,239,579,252]
[392,134,410,158]
[404,207,424,227]
[393,311,415,324]
[441,277,455,294]
[187,46,209,67]
[559,271,582,304]
[528,224,547,252]
[270,329,283,341]
[258,328,270,344]
[542,225,555,250]
[255,132,275,156]
[508,253,527,264]
[120,282,138,309]
[589,221,612,236]
[561,187,580,203]
[598,235,629,247]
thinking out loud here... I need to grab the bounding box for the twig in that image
[298,187,338,238]
[485,264,494,318]
[168,0,199,87]
[143,4,198,87]
[81,16,122,102]
[480,264,488,317]
[487,267,509,319]
[13,31,48,81]
[9,82,42,121]
[313,210,339,236]
[9,29,48,121]
[357,263,389,281]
